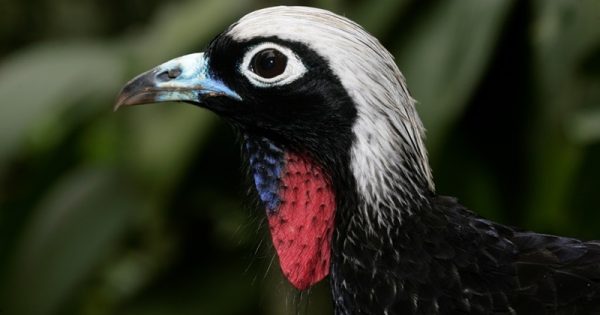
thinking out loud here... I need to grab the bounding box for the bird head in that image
[116,6,434,290]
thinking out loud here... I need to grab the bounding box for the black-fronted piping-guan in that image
[115,6,600,315]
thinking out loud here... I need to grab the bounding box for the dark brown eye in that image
[251,49,287,78]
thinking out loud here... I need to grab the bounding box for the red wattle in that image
[267,152,336,290]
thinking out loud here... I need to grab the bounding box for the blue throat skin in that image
[244,136,285,214]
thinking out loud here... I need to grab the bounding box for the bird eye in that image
[240,42,306,88]
[251,49,287,79]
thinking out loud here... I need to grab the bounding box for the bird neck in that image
[329,167,441,314]
[348,143,435,231]
[347,94,435,229]
[242,124,436,291]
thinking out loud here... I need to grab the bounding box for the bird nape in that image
[115,6,600,315]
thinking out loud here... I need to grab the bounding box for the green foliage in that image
[0,0,599,314]
[393,0,514,155]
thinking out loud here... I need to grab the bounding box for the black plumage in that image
[332,194,600,314]
[115,6,600,314]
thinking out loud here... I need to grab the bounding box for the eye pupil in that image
[251,48,287,79]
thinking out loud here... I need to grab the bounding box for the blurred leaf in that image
[525,0,600,230]
[531,0,600,119]
[313,0,343,12]
[114,263,259,315]
[567,107,600,144]
[2,168,136,315]
[0,43,122,171]
[350,0,411,36]
[123,0,254,67]
[120,106,217,196]
[394,0,514,157]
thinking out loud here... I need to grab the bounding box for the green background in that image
[1,0,599,314]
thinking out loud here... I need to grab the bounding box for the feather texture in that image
[332,196,600,314]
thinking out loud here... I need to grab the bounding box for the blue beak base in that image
[114,53,241,111]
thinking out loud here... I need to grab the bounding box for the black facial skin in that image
[201,34,359,198]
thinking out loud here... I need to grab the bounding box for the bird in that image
[115,6,600,315]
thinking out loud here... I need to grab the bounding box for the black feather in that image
[331,195,600,314]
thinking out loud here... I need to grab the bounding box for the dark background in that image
[0,0,599,314]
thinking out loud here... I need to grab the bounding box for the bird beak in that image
[114,53,241,110]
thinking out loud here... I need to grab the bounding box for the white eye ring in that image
[240,42,307,88]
